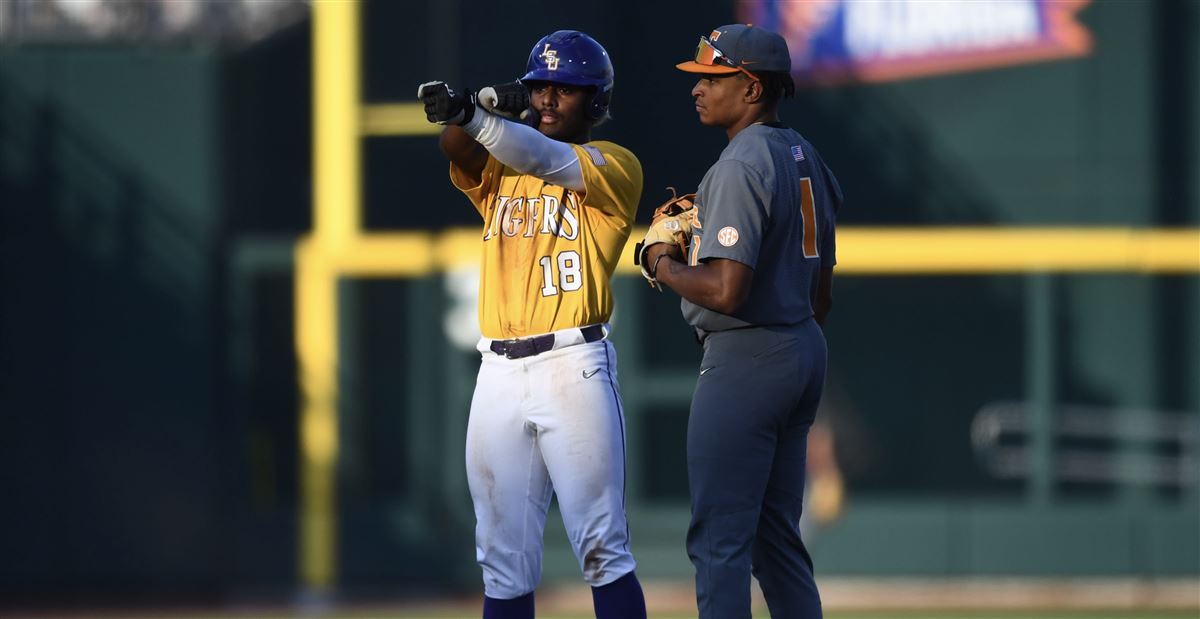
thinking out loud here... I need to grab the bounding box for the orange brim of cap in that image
[675,61,740,74]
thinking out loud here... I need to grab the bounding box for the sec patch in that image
[717,226,739,247]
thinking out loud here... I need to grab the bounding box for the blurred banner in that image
[737,0,1092,84]
[0,0,308,44]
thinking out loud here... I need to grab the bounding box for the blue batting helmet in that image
[521,30,614,120]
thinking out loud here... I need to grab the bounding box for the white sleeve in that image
[462,107,585,191]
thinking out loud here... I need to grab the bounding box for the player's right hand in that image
[478,81,535,123]
[417,81,477,126]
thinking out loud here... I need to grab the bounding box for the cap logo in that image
[710,30,722,41]
[541,44,560,71]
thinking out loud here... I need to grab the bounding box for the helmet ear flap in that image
[589,86,611,120]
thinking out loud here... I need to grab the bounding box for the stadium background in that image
[0,0,1197,616]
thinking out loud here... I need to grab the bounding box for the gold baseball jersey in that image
[451,141,642,340]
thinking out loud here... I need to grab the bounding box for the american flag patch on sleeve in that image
[581,145,607,166]
[791,144,805,161]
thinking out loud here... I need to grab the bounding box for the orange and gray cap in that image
[676,24,792,78]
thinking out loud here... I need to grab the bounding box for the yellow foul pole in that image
[313,0,361,246]
[300,0,362,591]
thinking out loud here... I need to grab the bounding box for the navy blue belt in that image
[490,324,605,359]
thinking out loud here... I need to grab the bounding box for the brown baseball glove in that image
[634,187,696,290]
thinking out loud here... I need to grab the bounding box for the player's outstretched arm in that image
[463,108,584,191]
[439,126,489,185]
[419,81,489,184]
[417,79,583,191]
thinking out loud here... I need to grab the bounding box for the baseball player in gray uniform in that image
[639,24,841,619]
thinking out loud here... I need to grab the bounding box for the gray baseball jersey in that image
[682,122,841,335]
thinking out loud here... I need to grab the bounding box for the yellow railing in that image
[304,227,1200,277]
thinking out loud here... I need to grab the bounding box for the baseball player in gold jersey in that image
[418,30,646,619]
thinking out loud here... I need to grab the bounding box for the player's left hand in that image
[634,188,696,290]
[417,80,477,126]
[478,81,535,124]
[635,221,689,290]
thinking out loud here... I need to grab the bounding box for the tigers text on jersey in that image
[451,141,643,340]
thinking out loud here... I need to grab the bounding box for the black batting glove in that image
[478,81,534,123]
[417,80,477,126]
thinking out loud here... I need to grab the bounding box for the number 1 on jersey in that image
[539,250,583,297]
[800,177,819,258]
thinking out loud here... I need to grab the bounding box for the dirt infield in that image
[5,577,1196,619]
[535,577,1200,616]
